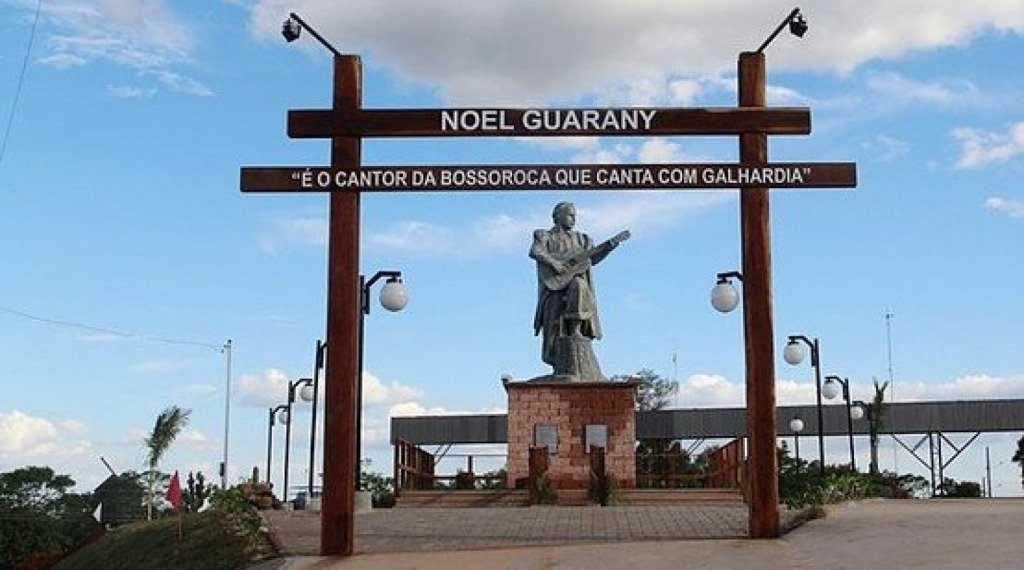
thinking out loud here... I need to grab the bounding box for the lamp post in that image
[357,271,408,488]
[266,404,289,489]
[789,417,805,464]
[784,335,825,474]
[824,375,857,471]
[852,400,876,473]
[283,377,315,503]
[221,339,232,489]
[306,340,325,498]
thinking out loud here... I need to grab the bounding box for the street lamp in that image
[710,271,743,313]
[283,377,315,504]
[824,375,857,471]
[789,417,805,464]
[305,340,325,498]
[852,400,880,474]
[266,404,289,489]
[784,335,825,474]
[756,7,808,54]
[357,271,408,487]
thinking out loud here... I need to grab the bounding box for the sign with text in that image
[287,107,811,138]
[241,162,856,192]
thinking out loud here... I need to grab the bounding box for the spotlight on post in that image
[850,404,865,421]
[710,271,743,313]
[282,16,301,42]
[756,7,810,53]
[279,12,342,58]
[789,12,809,38]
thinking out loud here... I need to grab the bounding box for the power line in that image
[0,305,222,351]
[1,0,43,163]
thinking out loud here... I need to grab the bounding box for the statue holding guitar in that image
[530,201,630,381]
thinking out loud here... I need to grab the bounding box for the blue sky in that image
[1,0,1022,498]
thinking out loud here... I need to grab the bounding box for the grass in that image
[52,510,276,570]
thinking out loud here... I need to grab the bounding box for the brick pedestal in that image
[504,379,637,490]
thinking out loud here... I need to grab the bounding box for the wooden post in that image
[739,51,780,538]
[321,54,361,556]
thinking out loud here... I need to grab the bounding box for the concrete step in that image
[395,490,530,508]
[555,489,592,506]
[611,488,745,506]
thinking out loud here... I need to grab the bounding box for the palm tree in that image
[145,405,191,520]
[868,378,889,475]
[1012,436,1024,491]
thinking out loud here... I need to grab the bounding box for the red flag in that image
[166,470,183,512]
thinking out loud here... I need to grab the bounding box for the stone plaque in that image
[585,424,608,451]
[534,423,558,454]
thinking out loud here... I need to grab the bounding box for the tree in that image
[144,405,191,520]
[184,471,213,513]
[1012,436,1024,491]
[618,368,677,412]
[867,378,890,475]
[614,369,682,486]
[0,466,93,570]
[938,477,982,498]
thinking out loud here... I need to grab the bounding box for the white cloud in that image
[0,410,93,464]
[12,0,208,96]
[387,401,449,417]
[176,428,215,450]
[954,122,1024,169]
[362,372,424,406]
[367,192,727,258]
[258,210,328,255]
[866,72,980,106]
[106,84,156,98]
[895,374,1024,401]
[181,383,218,397]
[250,1,1024,104]
[670,372,1024,409]
[152,70,213,97]
[985,197,1024,219]
[59,419,88,435]
[235,368,290,407]
[862,134,910,162]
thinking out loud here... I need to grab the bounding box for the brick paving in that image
[261,505,803,555]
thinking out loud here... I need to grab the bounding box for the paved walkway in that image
[262,504,803,555]
[255,499,1024,569]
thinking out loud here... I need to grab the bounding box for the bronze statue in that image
[530,202,629,381]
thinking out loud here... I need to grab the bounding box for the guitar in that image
[540,230,631,290]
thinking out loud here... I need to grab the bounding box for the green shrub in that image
[777,444,928,508]
[207,487,268,559]
[536,474,557,505]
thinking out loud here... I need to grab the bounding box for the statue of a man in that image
[530,202,629,380]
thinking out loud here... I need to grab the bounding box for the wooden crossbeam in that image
[287,107,811,138]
